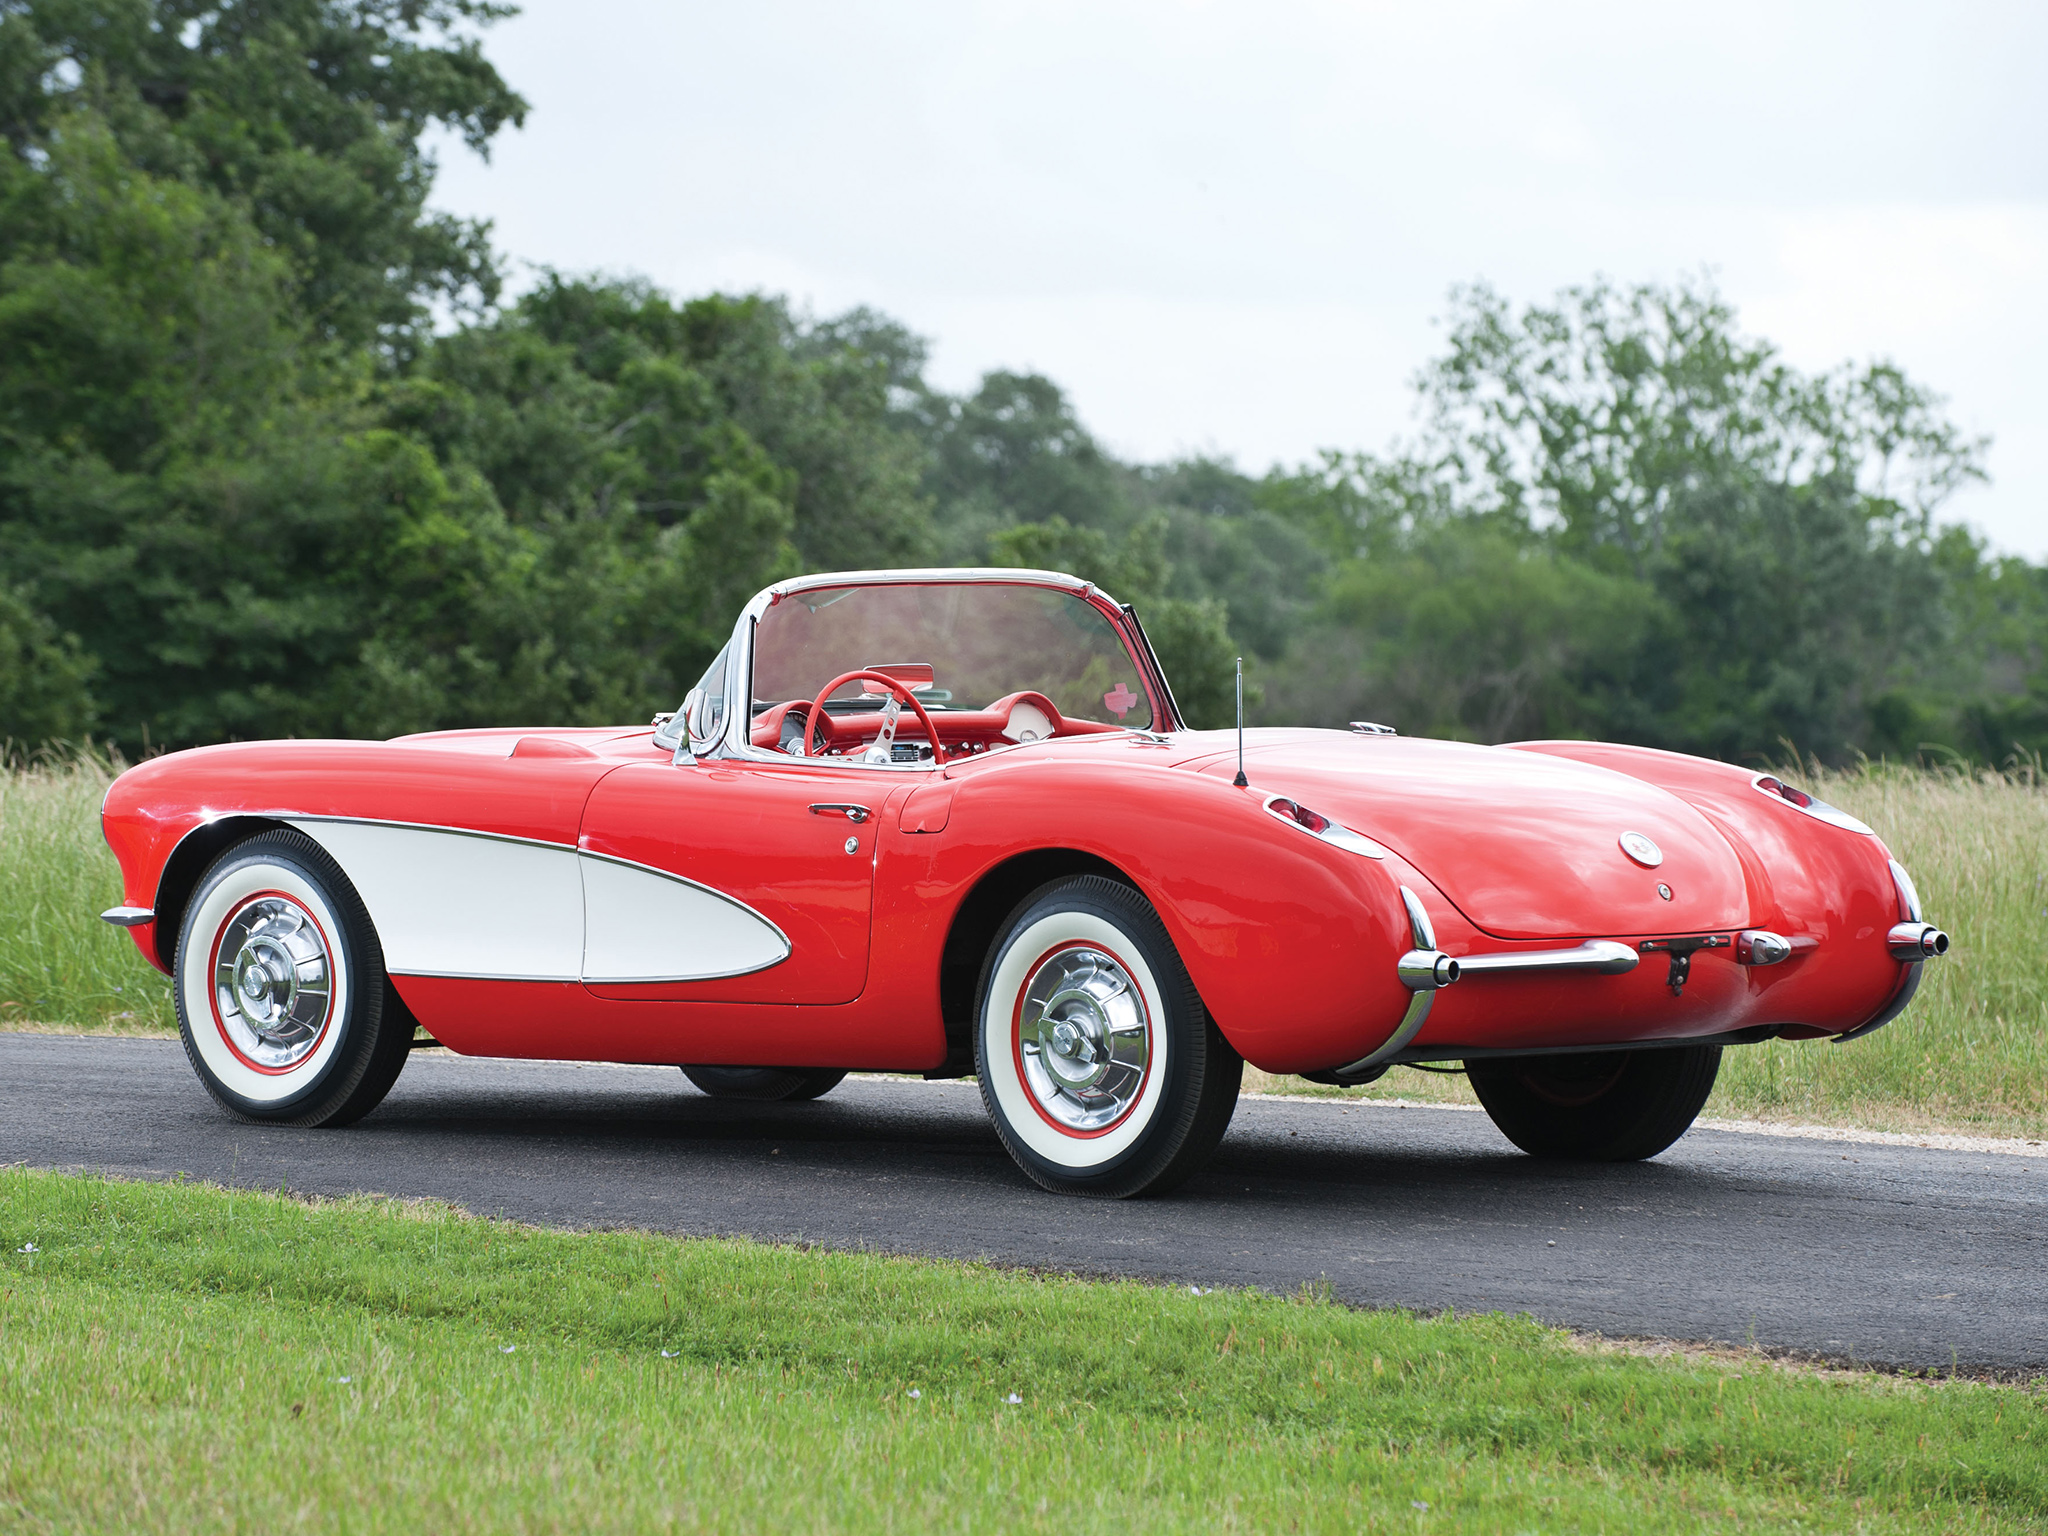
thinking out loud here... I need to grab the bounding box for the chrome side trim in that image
[1889,858,1924,921]
[1341,991,1437,1078]
[288,812,574,853]
[1833,963,1924,1046]
[284,816,792,985]
[1835,857,1945,1045]
[1324,886,1459,1081]
[1400,885,1437,950]
[100,906,155,927]
[1453,941,1641,976]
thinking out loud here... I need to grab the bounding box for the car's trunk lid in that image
[1184,730,1750,940]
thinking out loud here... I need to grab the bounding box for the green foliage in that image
[0,0,528,345]
[1,3,2045,764]
[0,586,94,745]
[1271,524,1662,741]
[1254,278,2043,763]
[4,1168,2044,1531]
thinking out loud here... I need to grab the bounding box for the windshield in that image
[752,582,1156,730]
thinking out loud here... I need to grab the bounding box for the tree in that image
[0,0,527,346]
[1264,276,2004,763]
[0,584,95,746]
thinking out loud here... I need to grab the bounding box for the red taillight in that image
[1757,775,1813,809]
[1267,798,1331,834]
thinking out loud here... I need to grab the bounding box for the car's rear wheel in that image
[1465,1044,1721,1161]
[680,1066,848,1102]
[975,875,1240,1198]
[174,829,412,1127]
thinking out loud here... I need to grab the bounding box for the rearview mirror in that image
[861,662,935,695]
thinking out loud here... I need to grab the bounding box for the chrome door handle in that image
[809,803,872,823]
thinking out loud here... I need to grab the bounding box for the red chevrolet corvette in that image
[100,568,1947,1196]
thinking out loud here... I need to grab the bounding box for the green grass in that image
[5,754,2045,1136]
[1,1168,2042,1533]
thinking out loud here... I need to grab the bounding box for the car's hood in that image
[1182,730,1750,940]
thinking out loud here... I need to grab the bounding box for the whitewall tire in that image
[976,875,1241,1197]
[174,829,412,1127]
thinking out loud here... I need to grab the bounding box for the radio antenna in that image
[1233,656,1248,787]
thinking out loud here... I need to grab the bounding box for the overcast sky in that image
[425,1,2048,556]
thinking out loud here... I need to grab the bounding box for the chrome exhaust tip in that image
[1397,950,1461,990]
[1887,922,1949,961]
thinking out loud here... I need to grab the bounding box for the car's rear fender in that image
[899,760,1420,1074]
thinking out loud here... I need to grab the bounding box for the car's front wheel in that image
[975,875,1240,1197]
[1466,1044,1721,1161]
[174,829,412,1127]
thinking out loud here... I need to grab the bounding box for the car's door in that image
[577,756,914,1004]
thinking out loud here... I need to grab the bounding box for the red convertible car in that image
[100,567,1947,1196]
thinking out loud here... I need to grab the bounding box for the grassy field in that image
[1,1168,2042,1534]
[5,754,2044,1136]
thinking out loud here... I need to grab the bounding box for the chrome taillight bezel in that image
[1751,774,1874,836]
[1262,796,1389,859]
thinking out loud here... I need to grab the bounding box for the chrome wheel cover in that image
[1016,945,1150,1132]
[211,896,334,1071]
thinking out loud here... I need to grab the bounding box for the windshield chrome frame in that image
[692,567,1179,767]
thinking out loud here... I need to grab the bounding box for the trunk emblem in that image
[1619,831,1663,868]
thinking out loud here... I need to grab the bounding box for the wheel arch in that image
[149,815,295,972]
[936,848,1138,1066]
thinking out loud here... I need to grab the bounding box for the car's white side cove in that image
[287,818,790,983]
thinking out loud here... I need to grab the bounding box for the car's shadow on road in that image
[343,1068,1762,1215]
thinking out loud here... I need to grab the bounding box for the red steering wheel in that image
[804,670,946,761]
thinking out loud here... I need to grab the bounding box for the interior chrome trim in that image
[1454,941,1640,976]
[100,906,155,927]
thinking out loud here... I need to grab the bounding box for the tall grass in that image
[0,751,172,1033]
[4,754,2044,1134]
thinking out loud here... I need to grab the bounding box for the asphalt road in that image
[4,1033,2042,1372]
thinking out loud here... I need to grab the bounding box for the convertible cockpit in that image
[679,571,1171,766]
